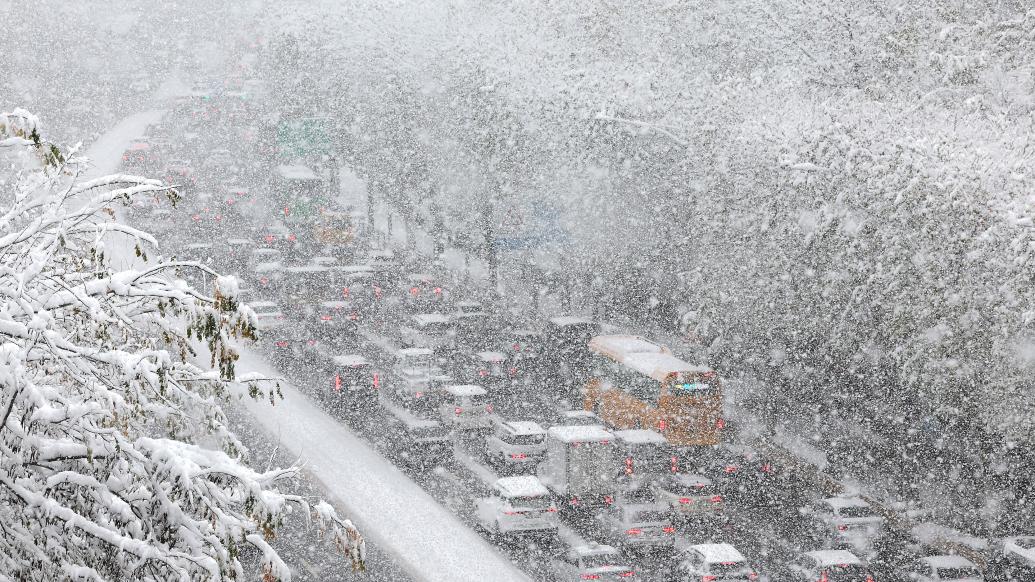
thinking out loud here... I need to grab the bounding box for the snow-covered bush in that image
[0,111,364,580]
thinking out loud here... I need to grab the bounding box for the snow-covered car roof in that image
[275,164,318,180]
[921,555,979,570]
[549,315,595,327]
[475,351,507,362]
[251,248,281,256]
[614,429,667,445]
[442,384,486,397]
[570,543,620,558]
[333,355,369,367]
[688,543,746,563]
[284,265,330,274]
[591,334,668,356]
[500,420,545,436]
[311,256,336,266]
[559,410,604,425]
[495,476,549,498]
[548,425,612,443]
[623,352,712,380]
[806,550,863,566]
[227,238,251,246]
[185,242,213,250]
[823,496,871,509]
[321,301,355,309]
[254,262,283,272]
[666,473,713,488]
[413,313,450,325]
[397,347,433,357]
[248,301,279,311]
[406,273,434,282]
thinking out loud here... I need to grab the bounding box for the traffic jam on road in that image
[124,81,1035,582]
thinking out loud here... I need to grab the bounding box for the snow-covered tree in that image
[0,109,364,580]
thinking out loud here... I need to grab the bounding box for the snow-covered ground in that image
[231,347,534,582]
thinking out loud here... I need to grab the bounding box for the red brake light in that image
[287,234,296,242]
[838,524,849,531]
[415,391,423,398]
[478,369,488,377]
[454,407,462,415]
[372,373,380,388]
[485,404,493,413]
[716,418,726,429]
[820,572,829,582]
[321,315,333,321]
[581,575,601,580]
[626,528,642,535]
[334,374,341,392]
[509,367,518,375]
[725,465,737,473]
[865,576,874,582]
[663,526,675,533]
[546,507,557,513]
[410,287,420,296]
[749,574,759,580]
[192,214,201,221]
[510,453,526,459]
[658,419,667,431]
[342,287,350,298]
[710,495,723,503]
[619,573,634,578]
[761,463,773,473]
[259,277,270,285]
[350,312,359,321]
[307,339,317,346]
[671,455,679,473]
[679,497,692,504]
[703,576,717,582]
[625,457,634,475]
[274,340,288,347]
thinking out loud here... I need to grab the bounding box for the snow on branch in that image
[0,111,364,579]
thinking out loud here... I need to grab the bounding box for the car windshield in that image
[668,479,714,495]
[838,505,876,518]
[937,568,981,580]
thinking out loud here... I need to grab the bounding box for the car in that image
[787,550,873,582]
[247,301,295,360]
[323,354,378,407]
[597,501,676,551]
[312,300,360,340]
[805,497,885,554]
[452,350,519,389]
[390,347,451,404]
[439,384,492,431]
[900,555,983,582]
[672,543,760,582]
[550,543,637,581]
[474,476,559,538]
[485,419,547,469]
[251,261,284,299]
[377,389,452,467]
[399,313,454,351]
[402,273,446,311]
[652,473,724,519]
[701,443,780,499]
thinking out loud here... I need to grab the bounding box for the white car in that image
[673,543,760,582]
[485,419,547,468]
[391,347,450,398]
[597,501,675,551]
[903,555,983,582]
[474,476,559,537]
[652,473,724,518]
[248,301,287,331]
[806,496,884,552]
[551,543,637,581]
[439,384,492,431]
[787,550,872,582]
[399,313,453,351]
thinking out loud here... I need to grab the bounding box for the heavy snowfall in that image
[1,1,1034,581]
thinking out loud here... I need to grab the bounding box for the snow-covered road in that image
[232,348,533,582]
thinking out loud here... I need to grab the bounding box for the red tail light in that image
[342,287,350,298]
[725,465,737,473]
[679,497,692,504]
[703,576,717,582]
[581,575,601,580]
[509,367,518,376]
[372,373,380,388]
[478,369,488,377]
[434,287,442,295]
[306,339,317,346]
[374,286,382,299]
[454,407,462,415]
[264,235,275,243]
[838,524,849,531]
[283,206,290,216]
[820,572,829,582]
[546,507,557,513]
[625,457,634,475]
[749,574,759,580]
[671,455,679,473]
[192,214,201,221]
[415,391,423,398]
[603,495,613,505]
[865,576,874,582]
[350,312,359,321]
[761,463,773,473]
[334,374,341,392]
[274,341,288,347]
[320,315,333,321]
[410,287,420,296]
[626,528,642,535]
[663,526,675,533]
[658,419,667,431]
[287,234,296,242]
[710,495,723,503]
[485,404,493,413]
[259,277,270,285]
[122,154,128,161]
[510,453,527,459]
[619,573,635,578]
[716,418,726,429]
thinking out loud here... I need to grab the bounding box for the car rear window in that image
[632,510,668,523]
[936,568,981,580]
[709,561,751,577]
[509,496,551,511]
[838,506,876,518]
[823,565,871,582]
[581,554,620,569]
[505,433,544,446]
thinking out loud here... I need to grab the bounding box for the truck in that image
[377,388,452,467]
[613,429,672,493]
[537,425,617,510]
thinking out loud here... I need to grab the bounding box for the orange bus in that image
[584,335,722,447]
